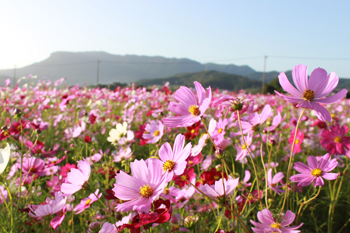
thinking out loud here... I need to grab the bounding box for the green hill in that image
[137,70,262,92]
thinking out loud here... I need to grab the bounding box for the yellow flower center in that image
[140,185,153,198]
[213,175,220,180]
[188,105,201,116]
[163,160,175,172]
[154,130,160,136]
[181,175,187,180]
[270,222,281,229]
[191,129,195,134]
[85,199,91,205]
[163,188,170,194]
[295,139,300,144]
[311,168,322,177]
[241,143,247,150]
[189,161,193,165]
[3,132,8,137]
[334,136,342,143]
[218,128,223,134]
[303,89,315,101]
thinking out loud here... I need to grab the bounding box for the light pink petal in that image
[243,170,251,183]
[313,177,324,187]
[278,72,302,97]
[199,87,212,116]
[174,86,197,107]
[307,156,318,169]
[159,142,173,162]
[148,158,164,186]
[315,72,339,98]
[290,174,312,183]
[321,173,338,180]
[298,176,315,187]
[163,115,199,128]
[315,89,347,104]
[175,142,192,163]
[133,197,154,213]
[173,134,185,160]
[225,177,239,194]
[312,103,332,122]
[267,169,273,184]
[61,183,81,195]
[281,210,296,227]
[130,159,149,182]
[294,162,312,173]
[194,81,206,106]
[257,209,275,225]
[173,161,187,176]
[66,169,85,186]
[308,67,328,94]
[116,197,143,212]
[258,104,272,124]
[50,213,65,230]
[114,171,142,193]
[198,184,218,198]
[77,160,91,182]
[292,64,308,93]
[168,102,190,115]
[272,172,284,184]
[275,91,303,103]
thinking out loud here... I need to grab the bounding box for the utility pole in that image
[262,56,267,93]
[13,65,16,88]
[96,60,101,86]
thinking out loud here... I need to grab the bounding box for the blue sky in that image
[1,1,350,77]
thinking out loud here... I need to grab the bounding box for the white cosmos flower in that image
[107,122,128,146]
[0,143,11,174]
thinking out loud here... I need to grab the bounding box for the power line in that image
[269,56,350,60]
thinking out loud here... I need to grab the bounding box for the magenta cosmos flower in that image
[112,159,167,213]
[320,124,350,155]
[157,134,191,182]
[290,153,338,187]
[251,209,303,233]
[61,160,91,195]
[163,81,212,128]
[275,64,347,122]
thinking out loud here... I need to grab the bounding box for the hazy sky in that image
[1,1,350,77]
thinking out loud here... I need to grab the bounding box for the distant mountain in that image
[0,51,256,86]
[137,70,262,92]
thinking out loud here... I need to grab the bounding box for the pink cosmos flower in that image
[198,176,239,198]
[99,222,118,233]
[163,81,212,128]
[61,160,91,195]
[250,209,303,233]
[235,133,254,161]
[288,129,304,154]
[74,189,102,214]
[275,64,347,122]
[208,118,228,144]
[290,153,338,187]
[113,147,133,162]
[320,124,350,155]
[232,104,272,135]
[267,168,285,195]
[29,191,67,230]
[143,120,164,144]
[157,134,191,182]
[112,159,167,213]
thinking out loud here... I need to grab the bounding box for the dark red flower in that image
[84,135,92,143]
[184,122,201,140]
[196,168,228,187]
[173,167,196,188]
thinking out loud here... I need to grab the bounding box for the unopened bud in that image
[215,164,222,171]
[215,149,225,159]
[1,125,8,131]
[339,172,343,177]
[36,129,41,134]
[232,99,243,111]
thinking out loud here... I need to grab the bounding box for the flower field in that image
[1,64,350,232]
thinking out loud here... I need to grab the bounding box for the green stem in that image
[280,108,305,216]
[295,187,321,225]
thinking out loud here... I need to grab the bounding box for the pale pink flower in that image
[267,168,285,195]
[112,159,166,213]
[157,134,191,182]
[143,120,164,144]
[198,176,239,198]
[163,81,212,128]
[74,189,102,214]
[61,160,91,195]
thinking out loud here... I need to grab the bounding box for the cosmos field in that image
[0,64,350,233]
